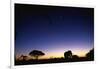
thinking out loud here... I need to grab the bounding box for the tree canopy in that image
[29,50,45,60]
[86,48,94,60]
[64,50,72,60]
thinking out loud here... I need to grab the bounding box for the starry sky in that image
[15,4,94,58]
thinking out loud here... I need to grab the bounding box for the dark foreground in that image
[15,57,94,65]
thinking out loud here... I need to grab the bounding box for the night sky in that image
[15,4,94,58]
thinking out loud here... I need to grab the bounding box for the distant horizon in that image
[16,47,93,60]
[15,4,94,61]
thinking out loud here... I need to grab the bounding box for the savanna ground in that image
[15,57,93,65]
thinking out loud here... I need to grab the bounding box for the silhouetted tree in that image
[21,55,28,61]
[86,48,94,60]
[72,55,79,61]
[29,50,45,60]
[18,55,28,61]
[64,50,72,60]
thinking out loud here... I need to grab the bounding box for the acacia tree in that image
[29,50,45,60]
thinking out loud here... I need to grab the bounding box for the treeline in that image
[15,48,94,65]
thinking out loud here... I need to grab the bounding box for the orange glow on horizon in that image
[16,50,89,60]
